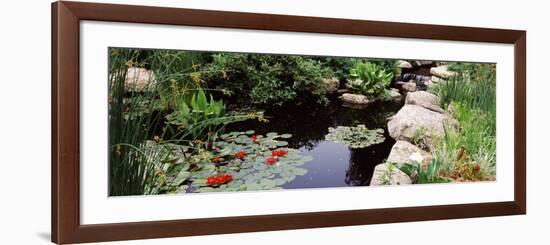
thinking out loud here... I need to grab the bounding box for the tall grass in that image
[108,49,169,196]
[431,63,496,113]
[429,63,496,181]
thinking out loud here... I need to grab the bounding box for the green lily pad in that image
[325,124,385,148]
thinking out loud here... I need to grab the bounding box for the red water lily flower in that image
[234,151,246,160]
[207,174,233,186]
[266,157,277,166]
[211,156,222,163]
[251,134,258,141]
[271,149,288,157]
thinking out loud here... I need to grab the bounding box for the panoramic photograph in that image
[108,48,496,196]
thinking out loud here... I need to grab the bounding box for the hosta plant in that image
[325,124,385,149]
[347,61,393,98]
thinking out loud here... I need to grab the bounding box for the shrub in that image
[205,53,335,106]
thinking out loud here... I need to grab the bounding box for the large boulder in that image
[387,141,433,167]
[322,77,340,94]
[125,67,156,92]
[430,65,457,79]
[370,163,412,186]
[387,104,458,144]
[405,91,444,113]
[339,93,369,105]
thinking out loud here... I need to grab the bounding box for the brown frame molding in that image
[52,1,526,244]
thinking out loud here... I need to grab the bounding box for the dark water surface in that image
[227,98,403,189]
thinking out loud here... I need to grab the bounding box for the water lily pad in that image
[186,131,313,193]
[279,133,292,139]
[325,124,385,149]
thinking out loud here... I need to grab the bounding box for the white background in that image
[0,0,547,244]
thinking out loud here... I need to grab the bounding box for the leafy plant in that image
[205,53,335,106]
[412,127,429,150]
[347,61,393,98]
[325,124,385,149]
[396,159,450,184]
[165,88,265,143]
[378,162,395,185]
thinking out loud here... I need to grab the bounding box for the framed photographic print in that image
[51,1,526,244]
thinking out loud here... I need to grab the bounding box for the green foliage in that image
[396,159,450,184]
[432,102,496,181]
[315,57,359,81]
[325,124,385,149]
[205,53,335,106]
[378,162,396,185]
[188,131,313,192]
[108,49,262,196]
[165,88,265,143]
[347,61,393,98]
[412,127,429,150]
[430,63,496,113]
[139,49,209,110]
[108,48,168,196]
[428,62,496,181]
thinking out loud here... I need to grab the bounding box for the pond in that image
[226,96,403,189]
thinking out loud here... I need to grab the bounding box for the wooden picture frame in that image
[51,1,526,244]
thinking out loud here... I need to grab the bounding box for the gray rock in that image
[124,67,156,92]
[387,141,433,167]
[430,65,457,79]
[322,77,340,94]
[337,88,352,94]
[370,163,412,186]
[387,88,402,102]
[339,93,369,105]
[405,91,444,113]
[396,60,413,69]
[387,105,458,146]
[402,82,417,92]
[431,76,446,83]
[413,60,434,67]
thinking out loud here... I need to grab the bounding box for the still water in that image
[228,98,402,188]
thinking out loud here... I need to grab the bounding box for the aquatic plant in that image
[325,124,385,149]
[164,87,265,144]
[347,61,393,98]
[178,131,313,193]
